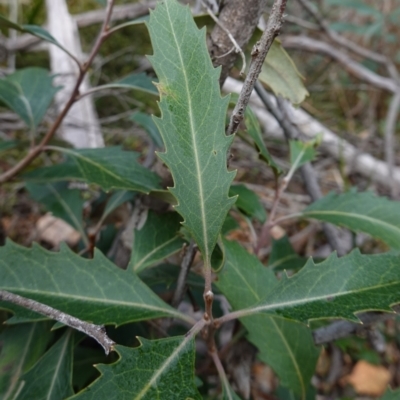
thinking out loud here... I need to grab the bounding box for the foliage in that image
[1,0,400,398]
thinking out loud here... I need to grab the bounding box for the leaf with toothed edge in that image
[0,240,189,326]
[243,249,400,323]
[71,336,201,400]
[147,0,236,265]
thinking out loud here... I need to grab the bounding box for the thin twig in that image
[0,0,116,184]
[201,0,246,75]
[172,240,197,308]
[384,92,400,197]
[226,0,288,136]
[0,290,116,354]
[209,342,233,399]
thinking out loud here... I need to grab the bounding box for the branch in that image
[0,290,115,354]
[295,0,400,81]
[0,0,116,183]
[280,35,398,93]
[172,240,197,308]
[226,0,288,136]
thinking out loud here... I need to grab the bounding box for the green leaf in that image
[24,147,161,194]
[0,140,18,153]
[129,211,186,273]
[380,388,400,400]
[94,73,158,96]
[229,184,267,223]
[0,240,189,325]
[102,191,135,221]
[16,330,74,400]
[26,182,86,243]
[268,235,308,271]
[223,383,242,400]
[147,0,236,264]
[244,249,400,323]
[71,336,201,400]
[132,112,163,148]
[259,39,309,105]
[289,138,319,171]
[301,190,400,249]
[0,322,52,400]
[243,106,281,174]
[216,240,319,397]
[0,15,77,61]
[0,67,59,130]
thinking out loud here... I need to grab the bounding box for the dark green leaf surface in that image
[0,67,59,130]
[26,182,86,242]
[129,211,185,272]
[0,322,52,400]
[301,190,400,249]
[0,240,188,325]
[380,388,400,400]
[17,330,74,400]
[102,191,135,221]
[147,0,236,263]
[244,106,281,174]
[94,73,158,96]
[289,139,317,171]
[229,184,267,223]
[216,240,319,397]
[268,235,308,271]
[132,112,163,148]
[71,336,201,400]
[24,147,161,193]
[0,140,18,153]
[259,39,309,105]
[247,250,400,323]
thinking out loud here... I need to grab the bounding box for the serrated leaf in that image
[24,147,161,193]
[129,211,185,272]
[216,240,319,397]
[259,39,309,105]
[132,112,163,148]
[94,73,158,96]
[243,249,400,323]
[0,240,189,325]
[229,184,267,223]
[0,67,59,130]
[243,106,281,174]
[26,182,86,244]
[71,336,201,400]
[0,322,52,400]
[301,190,400,249]
[268,235,308,271]
[0,15,76,60]
[16,330,74,400]
[147,0,236,265]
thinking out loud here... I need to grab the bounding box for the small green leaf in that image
[102,191,135,221]
[229,184,267,223]
[216,240,319,397]
[268,235,308,271]
[0,322,52,400]
[26,182,86,243]
[380,388,400,400]
[132,112,163,148]
[94,73,158,96]
[289,138,319,171]
[0,67,60,130]
[0,15,76,60]
[147,0,236,265]
[71,336,201,400]
[0,240,188,325]
[129,211,185,273]
[259,39,309,105]
[301,190,400,249]
[24,147,161,194]
[245,249,400,323]
[0,140,18,153]
[243,106,281,174]
[16,330,74,400]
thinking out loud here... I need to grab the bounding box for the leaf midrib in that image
[165,3,209,262]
